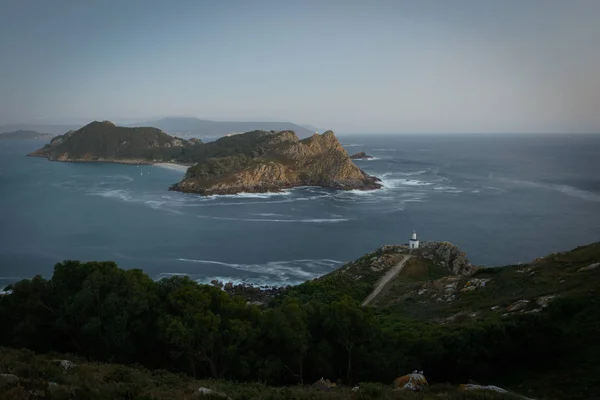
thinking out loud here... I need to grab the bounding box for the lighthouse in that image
[409,229,419,249]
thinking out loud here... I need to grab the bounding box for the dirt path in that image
[361,255,411,306]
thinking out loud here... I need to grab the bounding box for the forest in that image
[1,260,598,399]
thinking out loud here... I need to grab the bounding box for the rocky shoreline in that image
[209,280,290,304]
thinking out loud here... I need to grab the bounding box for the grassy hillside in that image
[0,347,524,400]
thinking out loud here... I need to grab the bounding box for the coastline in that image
[153,163,190,172]
[27,154,192,172]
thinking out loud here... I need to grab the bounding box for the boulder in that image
[393,372,428,391]
[311,377,337,391]
[507,300,530,312]
[50,359,77,371]
[459,384,534,399]
[578,262,599,272]
[196,387,231,399]
[536,294,557,308]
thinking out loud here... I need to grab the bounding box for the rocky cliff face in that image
[28,121,200,164]
[418,241,477,276]
[170,130,381,195]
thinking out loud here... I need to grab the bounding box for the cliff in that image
[27,121,201,164]
[170,130,381,195]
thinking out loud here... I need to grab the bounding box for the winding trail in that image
[361,255,411,306]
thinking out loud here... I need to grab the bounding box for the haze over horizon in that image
[1,0,599,134]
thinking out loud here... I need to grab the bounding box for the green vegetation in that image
[0,348,522,400]
[1,242,599,399]
[28,121,201,162]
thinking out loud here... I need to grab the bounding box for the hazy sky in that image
[1,0,599,133]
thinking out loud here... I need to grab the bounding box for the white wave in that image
[396,170,428,176]
[196,215,348,223]
[248,213,290,217]
[481,185,504,192]
[354,157,381,161]
[156,272,190,280]
[339,188,378,196]
[196,276,260,287]
[433,185,462,193]
[88,189,132,201]
[153,163,189,172]
[177,258,342,280]
[143,200,184,214]
[341,143,363,147]
[372,148,397,152]
[495,178,600,202]
[206,190,293,199]
[550,184,600,202]
[380,178,433,189]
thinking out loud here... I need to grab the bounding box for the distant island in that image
[133,117,316,139]
[349,151,373,160]
[0,130,53,141]
[1,116,317,139]
[28,121,202,165]
[28,121,382,195]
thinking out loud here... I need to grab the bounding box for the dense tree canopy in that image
[0,260,598,398]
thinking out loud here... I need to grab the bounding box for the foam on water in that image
[207,190,293,199]
[353,157,382,161]
[176,257,343,285]
[495,178,600,202]
[196,215,349,223]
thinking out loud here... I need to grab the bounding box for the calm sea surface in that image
[1,134,599,289]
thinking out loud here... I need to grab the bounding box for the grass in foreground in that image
[0,347,522,400]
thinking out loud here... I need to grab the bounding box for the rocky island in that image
[28,120,202,164]
[169,129,381,195]
[349,151,373,160]
[28,121,381,195]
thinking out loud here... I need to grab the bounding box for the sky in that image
[0,0,599,133]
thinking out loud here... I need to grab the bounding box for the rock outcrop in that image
[349,151,373,160]
[393,373,429,391]
[170,130,381,195]
[419,241,477,276]
[28,121,200,164]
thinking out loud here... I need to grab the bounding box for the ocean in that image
[1,134,599,289]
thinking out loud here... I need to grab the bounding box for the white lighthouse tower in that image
[409,229,419,249]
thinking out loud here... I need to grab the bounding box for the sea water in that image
[1,133,599,288]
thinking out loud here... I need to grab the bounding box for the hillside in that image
[0,348,525,400]
[1,242,599,398]
[27,121,202,164]
[170,130,381,195]
[134,117,316,138]
[290,241,600,322]
[0,130,53,141]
